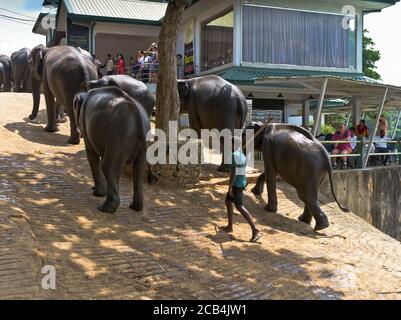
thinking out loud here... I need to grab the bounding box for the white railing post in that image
[391,110,401,140]
[363,87,389,168]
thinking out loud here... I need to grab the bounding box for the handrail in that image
[320,138,401,168]
[106,63,200,81]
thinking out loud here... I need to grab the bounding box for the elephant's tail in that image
[326,159,349,213]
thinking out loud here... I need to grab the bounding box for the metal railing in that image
[106,63,200,83]
[320,138,401,169]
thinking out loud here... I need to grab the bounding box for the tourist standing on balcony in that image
[331,124,352,170]
[132,51,142,79]
[116,54,126,75]
[356,119,369,138]
[105,54,114,76]
[141,51,152,83]
[149,43,159,83]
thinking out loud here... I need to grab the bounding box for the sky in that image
[0,0,45,55]
[0,0,400,86]
[364,2,401,86]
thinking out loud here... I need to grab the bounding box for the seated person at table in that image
[374,129,391,166]
[331,124,352,170]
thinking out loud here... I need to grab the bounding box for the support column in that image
[313,78,329,137]
[352,98,362,128]
[302,100,310,130]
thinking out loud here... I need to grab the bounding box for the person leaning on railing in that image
[331,123,353,170]
[374,129,391,166]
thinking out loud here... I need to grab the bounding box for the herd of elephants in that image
[0,45,348,233]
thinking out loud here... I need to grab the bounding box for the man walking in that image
[221,137,263,243]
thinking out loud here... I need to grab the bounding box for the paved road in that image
[1,93,401,299]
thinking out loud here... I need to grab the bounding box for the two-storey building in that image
[33,0,401,133]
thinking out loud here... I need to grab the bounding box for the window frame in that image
[200,7,235,72]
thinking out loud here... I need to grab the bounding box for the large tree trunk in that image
[156,0,187,136]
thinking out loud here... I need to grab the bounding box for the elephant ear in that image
[107,79,120,89]
[177,81,189,100]
[37,49,44,76]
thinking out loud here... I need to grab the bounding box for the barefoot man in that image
[221,137,263,243]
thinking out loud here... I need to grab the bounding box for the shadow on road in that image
[0,147,345,300]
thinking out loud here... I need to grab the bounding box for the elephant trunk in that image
[30,77,41,120]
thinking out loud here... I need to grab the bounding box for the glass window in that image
[242,5,357,69]
[201,10,234,71]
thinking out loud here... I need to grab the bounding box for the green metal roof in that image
[215,66,378,85]
[63,0,167,24]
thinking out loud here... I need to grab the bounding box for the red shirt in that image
[356,125,369,138]
[116,59,125,75]
[333,130,352,151]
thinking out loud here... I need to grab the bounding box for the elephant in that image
[73,86,152,213]
[29,45,98,144]
[11,48,31,93]
[178,75,248,172]
[0,55,12,92]
[81,75,156,116]
[246,122,348,231]
[0,62,5,90]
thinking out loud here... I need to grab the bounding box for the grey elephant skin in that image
[0,55,12,92]
[11,48,31,93]
[82,75,156,116]
[247,123,348,231]
[73,86,151,213]
[29,45,98,144]
[178,75,248,172]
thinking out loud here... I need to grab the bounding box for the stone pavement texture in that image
[0,93,401,300]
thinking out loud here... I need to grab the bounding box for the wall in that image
[321,167,401,241]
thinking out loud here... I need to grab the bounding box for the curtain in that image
[242,6,353,68]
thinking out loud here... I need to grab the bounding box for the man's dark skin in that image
[220,147,263,243]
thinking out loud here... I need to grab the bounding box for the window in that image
[242,5,357,69]
[201,9,234,71]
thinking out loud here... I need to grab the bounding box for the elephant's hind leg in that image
[98,151,125,213]
[130,149,146,211]
[307,202,329,231]
[44,92,59,133]
[298,206,313,225]
[85,141,106,197]
[299,186,329,230]
[264,153,278,212]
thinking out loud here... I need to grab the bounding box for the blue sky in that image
[0,1,400,86]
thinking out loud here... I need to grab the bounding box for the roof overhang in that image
[68,13,163,26]
[254,76,401,111]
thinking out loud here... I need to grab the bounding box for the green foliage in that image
[363,30,382,80]
[321,124,336,135]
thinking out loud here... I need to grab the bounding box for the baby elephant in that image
[247,123,348,231]
[73,87,150,213]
